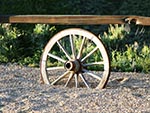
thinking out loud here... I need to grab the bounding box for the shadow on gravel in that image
[107,73,150,90]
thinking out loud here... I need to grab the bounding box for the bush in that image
[101,24,150,73]
[0,24,56,66]
[0,24,19,62]
[0,0,117,15]
[0,0,150,73]
[111,44,150,73]
[115,0,150,16]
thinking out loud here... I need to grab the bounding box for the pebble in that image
[0,64,150,112]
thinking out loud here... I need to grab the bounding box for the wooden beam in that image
[0,15,150,25]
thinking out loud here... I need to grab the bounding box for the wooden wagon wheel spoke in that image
[46,66,64,71]
[47,53,66,63]
[57,41,71,60]
[51,71,70,85]
[81,47,99,62]
[82,69,102,81]
[69,34,76,59]
[79,74,90,88]
[83,61,104,67]
[74,74,79,88]
[77,36,86,59]
[40,28,110,89]
[65,72,74,87]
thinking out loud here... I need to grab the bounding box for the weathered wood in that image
[0,15,150,25]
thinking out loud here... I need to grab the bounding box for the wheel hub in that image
[65,60,81,73]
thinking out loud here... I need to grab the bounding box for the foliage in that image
[111,44,150,73]
[0,0,117,15]
[0,24,20,62]
[101,24,129,52]
[0,24,56,66]
[101,24,150,73]
[115,0,150,16]
[0,0,150,73]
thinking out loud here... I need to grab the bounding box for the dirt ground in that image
[0,64,150,113]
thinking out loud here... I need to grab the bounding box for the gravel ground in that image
[0,63,150,113]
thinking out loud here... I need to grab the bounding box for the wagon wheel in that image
[40,28,110,89]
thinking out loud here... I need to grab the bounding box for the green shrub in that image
[0,24,20,62]
[111,44,150,73]
[0,24,56,66]
[0,0,150,73]
[101,24,150,73]
[0,0,117,15]
[101,24,129,52]
[115,0,150,16]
